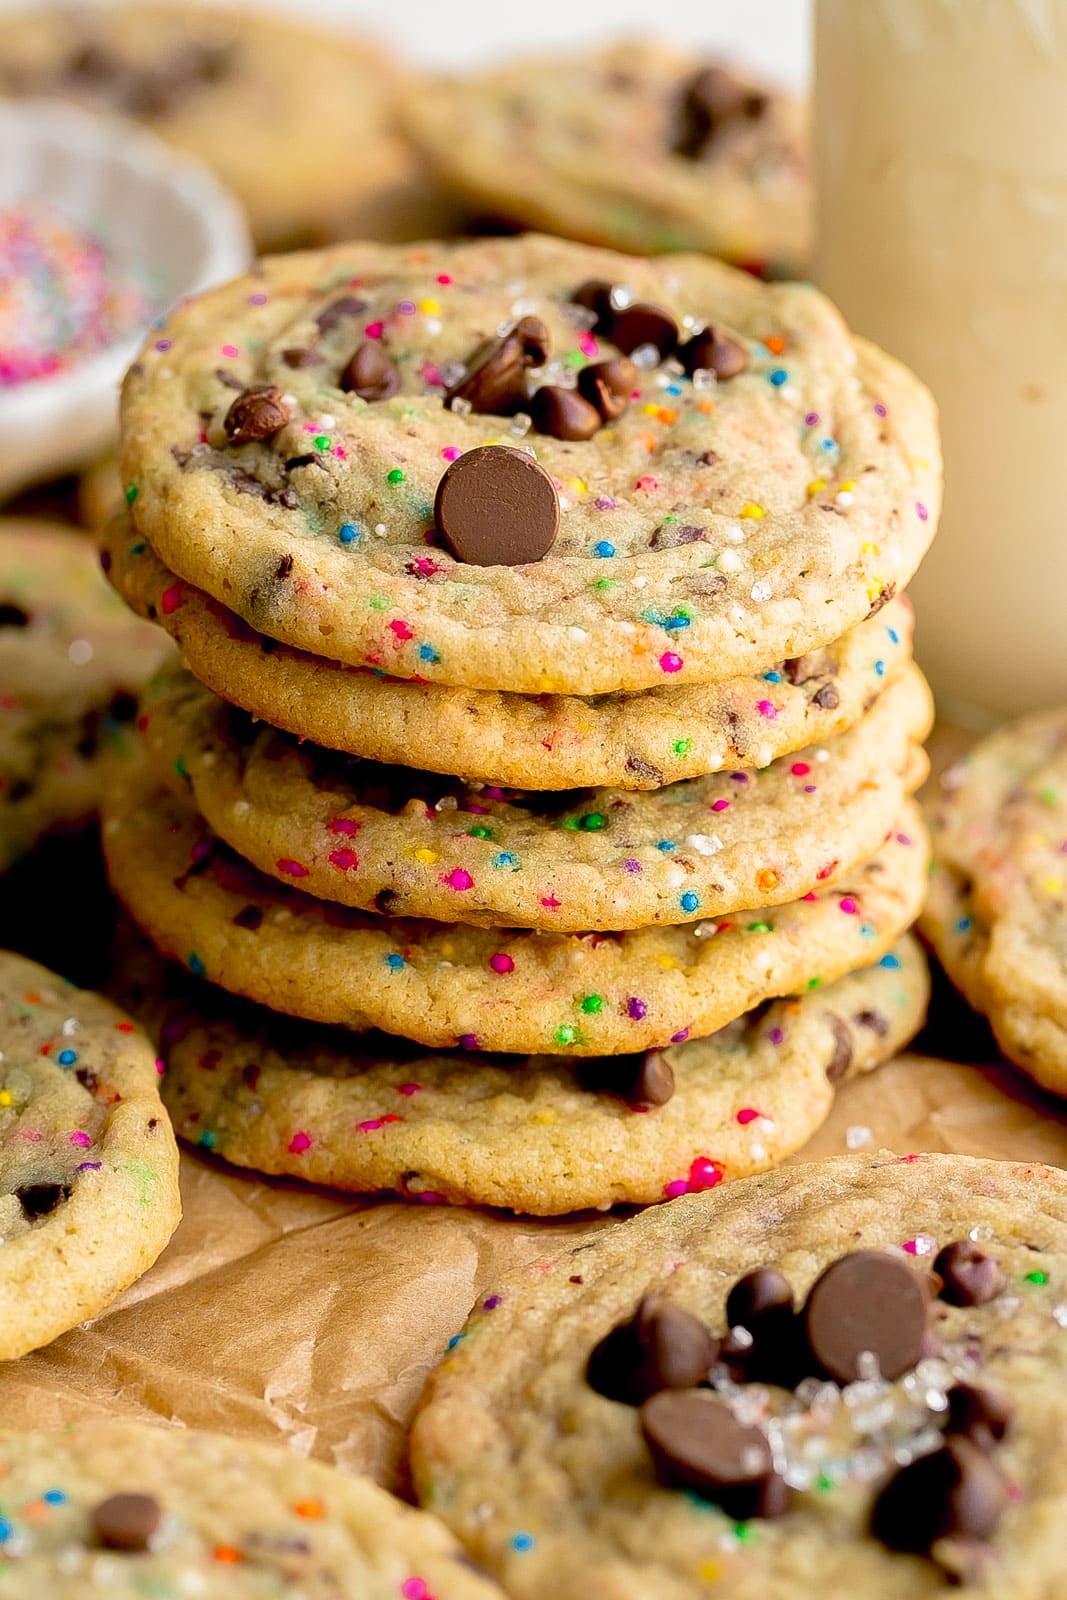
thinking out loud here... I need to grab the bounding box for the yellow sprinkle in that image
[866,578,887,602]
[413,847,439,865]
[740,502,766,520]
[564,476,588,496]
[441,943,455,961]
[1044,877,1063,895]
[418,298,440,314]
[698,1560,721,1583]
[0,1091,11,1107]
[655,954,678,971]
[839,479,857,492]
[860,542,880,555]
[641,402,661,417]
[530,1111,557,1125]
[806,478,826,498]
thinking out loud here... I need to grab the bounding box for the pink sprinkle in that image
[69,1130,92,1148]
[635,475,660,492]
[805,411,819,426]
[396,1083,422,1096]
[410,556,441,576]
[736,1107,760,1124]
[489,953,515,974]
[441,445,462,461]
[436,273,452,285]
[329,848,358,871]
[688,1156,724,1191]
[276,858,308,878]
[671,1028,690,1044]
[421,361,443,387]
[874,401,888,418]
[902,1234,937,1257]
[364,321,384,340]
[710,799,730,813]
[397,299,417,316]
[459,1034,479,1051]
[768,1027,785,1045]
[622,858,641,873]
[916,501,928,521]
[839,897,859,915]
[402,1581,430,1600]
[578,333,599,357]
[154,338,172,352]
[593,495,617,510]
[288,1131,311,1153]
[540,895,561,909]
[389,619,414,641]
[756,700,777,719]
[247,292,269,305]
[330,817,360,836]
[155,1058,165,1075]
[626,996,647,1021]
[220,344,239,357]
[791,761,811,776]
[664,1179,688,1199]
[659,652,683,674]
[442,868,474,891]
[895,831,913,846]
[332,446,346,459]
[357,1118,384,1132]
[161,585,183,614]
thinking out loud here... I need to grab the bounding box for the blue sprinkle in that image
[42,1491,66,1506]
[955,915,973,934]
[198,1131,217,1150]
[656,840,676,853]
[494,851,520,869]
[664,613,690,631]
[874,659,885,677]
[680,891,700,914]
[665,382,683,396]
[511,1533,535,1553]
[188,953,205,977]
[592,541,616,558]
[761,670,782,684]
[338,522,360,545]
[418,643,440,663]
[56,1050,77,1066]
[384,953,406,970]
[887,627,900,644]
[820,437,839,454]
[448,1332,466,1350]
[878,953,901,970]
[859,923,876,939]
[768,368,788,387]
[0,1518,12,1543]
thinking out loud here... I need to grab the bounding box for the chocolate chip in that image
[946,1384,1014,1451]
[724,1267,802,1385]
[726,1267,794,1330]
[586,1297,715,1405]
[825,1015,854,1083]
[678,327,749,380]
[803,1250,928,1383]
[783,649,836,686]
[341,341,400,401]
[233,905,264,930]
[812,683,840,710]
[871,1437,1006,1555]
[447,317,549,416]
[571,280,614,334]
[866,583,896,616]
[651,522,708,550]
[529,385,602,441]
[0,604,29,628]
[90,1492,163,1552]
[624,755,666,785]
[315,295,367,334]
[934,1241,1008,1307]
[854,1009,889,1037]
[609,303,678,359]
[434,445,559,566]
[576,357,636,421]
[631,1050,675,1106]
[673,66,769,161]
[15,1181,70,1218]
[224,385,292,445]
[640,1390,788,1518]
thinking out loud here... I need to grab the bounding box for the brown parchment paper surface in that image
[4,728,1065,1496]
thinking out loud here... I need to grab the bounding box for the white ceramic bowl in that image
[0,99,251,497]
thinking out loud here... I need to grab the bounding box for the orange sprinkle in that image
[294,1499,324,1520]
[24,993,42,1005]
[694,398,716,414]
[23,1502,49,1521]
[214,1546,242,1564]
[764,335,786,355]
[756,869,780,893]
[637,433,658,454]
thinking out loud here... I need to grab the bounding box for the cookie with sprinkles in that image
[0,1419,504,1597]
[0,520,174,873]
[403,40,809,269]
[137,662,932,931]
[0,5,448,251]
[413,1151,1067,1596]
[99,754,928,1055]
[138,934,926,1214]
[922,708,1067,1095]
[118,233,940,694]
[104,515,918,791]
[0,951,180,1360]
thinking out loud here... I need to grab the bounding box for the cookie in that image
[144,936,926,1214]
[0,520,173,871]
[100,753,928,1054]
[402,42,809,270]
[412,1151,1067,1596]
[922,710,1067,1094]
[78,453,123,535]
[118,233,941,695]
[0,951,180,1360]
[138,662,931,931]
[0,4,440,251]
[104,516,917,791]
[0,1419,503,1597]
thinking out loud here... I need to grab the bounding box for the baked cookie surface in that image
[0,951,180,1359]
[118,234,940,694]
[413,1152,1067,1598]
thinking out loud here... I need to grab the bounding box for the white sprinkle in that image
[846,1124,872,1149]
[232,800,251,817]
[631,575,648,589]
[510,298,539,318]
[609,284,635,310]
[424,316,443,336]
[67,638,94,665]
[1052,1303,1067,1327]
[723,522,744,544]
[750,579,773,603]
[509,412,532,437]
[449,395,473,418]
[968,1221,994,1241]
[728,603,746,624]
[718,548,743,573]
[685,833,723,857]
[631,342,661,370]
[374,523,387,536]
[909,1233,938,1257]
[693,920,719,939]
[317,413,336,428]
[568,627,589,642]
[749,1142,767,1163]
[835,490,855,508]
[435,795,459,812]
[665,866,686,889]
[61,1017,80,1037]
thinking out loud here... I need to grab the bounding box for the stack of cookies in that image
[100,234,941,1214]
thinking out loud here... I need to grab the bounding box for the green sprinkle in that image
[806,976,823,990]
[815,1472,835,1493]
[580,995,604,1015]
[387,468,405,484]
[468,826,494,840]
[581,813,606,831]
[593,578,617,590]
[175,756,188,780]
[554,1025,580,1047]
[1025,1270,1050,1285]
[563,349,586,369]
[661,514,678,523]
[1039,787,1060,807]
[747,920,773,934]
[368,596,388,610]
[673,737,694,756]
[733,1522,754,1543]
[124,483,139,506]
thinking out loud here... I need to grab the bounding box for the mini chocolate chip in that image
[696,450,719,467]
[673,66,769,161]
[871,1437,1006,1555]
[284,454,318,472]
[586,1296,715,1405]
[214,367,245,391]
[678,327,749,380]
[651,522,708,550]
[812,684,840,710]
[825,1015,854,1084]
[854,1009,890,1036]
[624,754,666,785]
[529,385,602,441]
[804,1250,928,1383]
[946,1384,1014,1451]
[275,554,294,581]
[281,347,322,368]
[224,385,292,445]
[726,1267,794,1330]
[91,1492,163,1552]
[576,357,636,421]
[233,905,263,930]
[934,1241,1008,1307]
[15,1181,70,1218]
[447,317,549,417]
[75,1067,99,1092]
[867,583,896,616]
[0,603,29,628]
[434,445,559,566]
[341,341,400,401]
[641,1390,788,1519]
[315,295,367,334]
[783,649,836,686]
[724,1267,803,1385]
[571,280,614,334]
[610,303,678,358]
[630,1050,675,1106]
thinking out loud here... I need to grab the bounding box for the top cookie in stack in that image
[100,234,940,1212]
